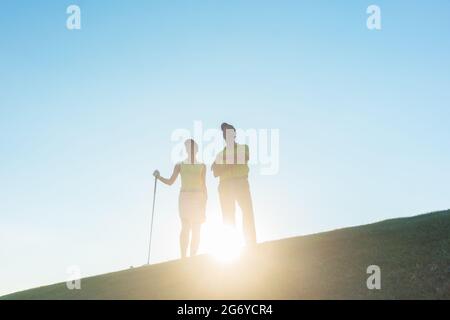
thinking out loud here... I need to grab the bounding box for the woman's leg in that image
[180,219,191,259]
[190,222,201,257]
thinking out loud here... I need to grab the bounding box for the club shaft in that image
[147,176,158,264]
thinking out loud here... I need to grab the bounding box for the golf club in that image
[147,175,158,264]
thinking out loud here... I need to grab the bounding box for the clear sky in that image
[1,0,449,296]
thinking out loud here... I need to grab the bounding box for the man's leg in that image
[236,179,257,245]
[218,181,236,226]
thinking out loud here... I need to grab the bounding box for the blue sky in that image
[1,0,449,295]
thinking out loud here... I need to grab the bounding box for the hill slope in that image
[2,210,450,300]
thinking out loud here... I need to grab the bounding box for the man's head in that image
[221,122,236,144]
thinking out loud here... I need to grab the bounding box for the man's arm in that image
[211,162,227,178]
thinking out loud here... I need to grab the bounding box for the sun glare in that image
[202,223,244,263]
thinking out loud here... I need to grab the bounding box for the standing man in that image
[212,123,257,245]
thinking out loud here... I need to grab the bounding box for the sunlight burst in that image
[202,223,244,263]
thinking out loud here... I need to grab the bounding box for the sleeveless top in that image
[179,163,206,192]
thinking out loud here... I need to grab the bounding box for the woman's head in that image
[184,139,198,156]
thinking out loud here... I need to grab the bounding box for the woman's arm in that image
[153,164,180,186]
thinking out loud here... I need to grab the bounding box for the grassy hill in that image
[2,209,450,300]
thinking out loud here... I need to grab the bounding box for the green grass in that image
[2,209,450,300]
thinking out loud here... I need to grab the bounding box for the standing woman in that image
[153,139,207,258]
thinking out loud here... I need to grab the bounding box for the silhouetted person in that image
[154,139,207,258]
[211,123,257,245]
